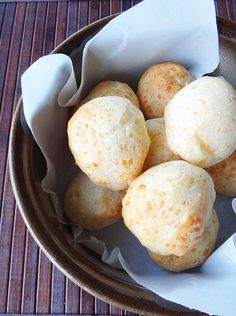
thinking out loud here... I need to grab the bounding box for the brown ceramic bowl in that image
[9,16,236,315]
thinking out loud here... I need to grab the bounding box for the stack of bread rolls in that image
[65,62,236,272]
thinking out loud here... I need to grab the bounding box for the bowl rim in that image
[9,15,236,316]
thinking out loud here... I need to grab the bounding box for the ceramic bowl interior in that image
[9,16,236,316]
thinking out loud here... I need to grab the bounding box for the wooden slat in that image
[51,266,66,313]
[121,0,132,12]
[0,3,16,188]
[78,0,88,30]
[0,3,6,37]
[0,12,16,294]
[3,4,27,313]
[67,1,78,37]
[15,3,38,314]
[95,297,110,315]
[109,304,124,315]
[14,2,37,104]
[89,0,100,23]
[110,0,121,15]
[0,176,15,313]
[80,289,95,314]
[65,278,80,314]
[43,2,58,54]
[54,1,68,48]
[0,2,16,122]
[21,231,39,313]
[225,0,236,20]
[36,251,52,313]
[216,0,229,18]
[31,2,47,63]
[6,205,26,312]
[100,0,110,18]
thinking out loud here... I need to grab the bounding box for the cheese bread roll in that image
[207,151,236,196]
[137,62,192,118]
[68,96,150,191]
[122,161,215,256]
[144,118,180,170]
[64,172,125,230]
[165,76,236,168]
[148,209,219,272]
[72,81,139,115]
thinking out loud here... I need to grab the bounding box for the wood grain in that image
[67,1,78,37]
[21,231,39,313]
[51,265,66,313]
[36,250,52,313]
[3,6,28,313]
[65,278,80,314]
[18,3,39,314]
[0,1,235,315]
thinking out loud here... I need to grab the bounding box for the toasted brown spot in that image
[122,160,128,166]
[203,248,210,256]
[139,184,146,189]
[187,176,194,186]
[97,180,107,186]
[192,216,201,225]
[146,202,153,212]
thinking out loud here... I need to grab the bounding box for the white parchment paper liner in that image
[21,0,236,315]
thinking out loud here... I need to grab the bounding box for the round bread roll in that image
[72,81,139,115]
[148,209,219,272]
[68,96,150,191]
[165,76,236,168]
[207,151,236,196]
[137,62,193,119]
[64,172,125,230]
[143,118,180,170]
[122,161,216,256]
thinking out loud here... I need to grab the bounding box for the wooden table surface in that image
[0,0,235,315]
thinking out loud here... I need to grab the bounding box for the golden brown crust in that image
[71,81,140,116]
[165,76,236,168]
[122,161,216,257]
[68,96,150,191]
[137,62,193,119]
[148,209,219,272]
[64,172,125,230]
[144,118,180,170]
[207,150,236,196]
